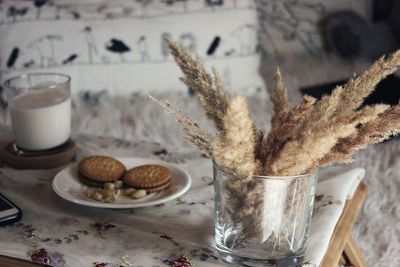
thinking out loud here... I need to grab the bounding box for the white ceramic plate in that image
[52,157,191,208]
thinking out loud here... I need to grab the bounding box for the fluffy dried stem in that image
[268,50,400,175]
[269,103,388,175]
[165,38,229,136]
[212,95,256,176]
[151,41,400,250]
[318,104,398,166]
[149,95,213,157]
[299,50,400,141]
[270,122,354,176]
[270,67,289,128]
[213,96,263,241]
[254,128,266,172]
[263,95,316,174]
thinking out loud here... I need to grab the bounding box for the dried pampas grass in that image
[148,95,213,158]
[164,38,229,136]
[212,95,257,176]
[150,38,400,243]
[151,38,400,176]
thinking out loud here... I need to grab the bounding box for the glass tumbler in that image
[4,73,71,151]
[213,159,318,267]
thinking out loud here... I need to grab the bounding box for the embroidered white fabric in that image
[0,132,363,267]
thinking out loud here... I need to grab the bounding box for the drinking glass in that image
[4,73,71,152]
[213,159,318,267]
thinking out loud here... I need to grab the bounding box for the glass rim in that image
[3,72,71,90]
[212,158,317,180]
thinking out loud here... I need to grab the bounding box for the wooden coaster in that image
[1,140,76,169]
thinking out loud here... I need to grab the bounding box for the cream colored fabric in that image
[304,168,365,266]
[0,132,363,266]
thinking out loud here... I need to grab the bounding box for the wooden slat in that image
[319,182,368,267]
[344,235,368,267]
[338,255,347,265]
[0,255,39,267]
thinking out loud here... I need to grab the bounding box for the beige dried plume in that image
[299,50,400,141]
[213,97,264,241]
[319,104,400,166]
[256,68,316,174]
[254,128,266,171]
[270,67,289,128]
[263,94,316,174]
[151,39,400,177]
[255,68,291,172]
[270,103,391,175]
[164,38,229,136]
[212,95,257,176]
[149,40,400,245]
[155,38,257,178]
[149,95,213,157]
[270,50,400,175]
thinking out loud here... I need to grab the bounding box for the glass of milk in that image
[4,73,71,152]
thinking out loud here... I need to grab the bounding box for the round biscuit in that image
[78,172,104,188]
[79,156,126,182]
[145,179,172,193]
[123,164,171,188]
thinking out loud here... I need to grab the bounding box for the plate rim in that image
[52,157,192,209]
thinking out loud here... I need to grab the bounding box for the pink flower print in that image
[92,222,115,231]
[163,255,192,267]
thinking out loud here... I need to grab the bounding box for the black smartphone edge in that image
[0,193,22,226]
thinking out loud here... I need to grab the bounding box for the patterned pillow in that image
[0,0,265,97]
[256,0,371,56]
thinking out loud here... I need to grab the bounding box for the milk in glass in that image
[10,89,71,151]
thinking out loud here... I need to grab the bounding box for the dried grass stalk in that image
[270,103,390,175]
[212,95,257,176]
[270,67,289,128]
[299,50,400,142]
[165,38,229,136]
[318,104,399,166]
[256,68,296,171]
[254,128,266,173]
[262,95,316,174]
[149,95,213,157]
[270,50,400,175]
[150,41,400,251]
[212,96,263,241]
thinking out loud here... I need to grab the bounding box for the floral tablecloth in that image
[0,134,364,267]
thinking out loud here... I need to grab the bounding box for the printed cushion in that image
[256,0,371,56]
[0,0,266,97]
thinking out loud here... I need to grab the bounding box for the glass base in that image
[216,245,304,267]
[13,139,72,157]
